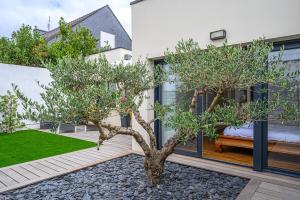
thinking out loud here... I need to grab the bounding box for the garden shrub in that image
[0,91,24,133]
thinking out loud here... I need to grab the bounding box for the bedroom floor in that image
[204,137,300,172]
[175,137,300,172]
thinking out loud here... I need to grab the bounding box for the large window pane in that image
[161,64,197,152]
[268,48,300,173]
[203,89,253,166]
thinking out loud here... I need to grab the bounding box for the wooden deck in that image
[0,133,132,193]
[0,131,299,199]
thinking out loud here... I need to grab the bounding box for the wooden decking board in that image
[89,148,121,156]
[98,147,125,154]
[83,148,113,155]
[13,166,40,180]
[58,155,89,165]
[71,151,99,161]
[236,179,261,200]
[82,149,117,158]
[52,157,82,167]
[0,181,6,189]
[104,143,131,149]
[0,168,28,183]
[32,162,59,174]
[77,151,106,160]
[257,187,300,200]
[46,159,74,170]
[74,151,102,160]
[82,149,110,158]
[68,153,97,163]
[252,192,281,200]
[9,168,30,179]
[23,164,50,177]
[0,170,18,187]
[40,160,67,171]
[260,182,300,194]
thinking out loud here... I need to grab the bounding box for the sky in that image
[0,0,132,38]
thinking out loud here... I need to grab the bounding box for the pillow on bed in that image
[240,122,254,129]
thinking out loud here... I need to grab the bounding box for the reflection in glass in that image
[161,64,197,152]
[268,48,300,173]
[203,89,254,166]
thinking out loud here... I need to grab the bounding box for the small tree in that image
[0,25,48,67]
[15,39,298,185]
[0,91,24,133]
[48,18,98,62]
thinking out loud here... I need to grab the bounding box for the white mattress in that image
[224,123,300,143]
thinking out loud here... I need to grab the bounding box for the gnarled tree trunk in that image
[94,91,197,185]
[144,151,165,185]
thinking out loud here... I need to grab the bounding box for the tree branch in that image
[189,88,202,113]
[207,89,223,113]
[91,120,107,150]
[133,110,157,150]
[159,135,179,161]
[99,122,152,157]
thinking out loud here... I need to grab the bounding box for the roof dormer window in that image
[100,31,115,49]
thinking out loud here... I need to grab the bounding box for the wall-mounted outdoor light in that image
[210,29,226,41]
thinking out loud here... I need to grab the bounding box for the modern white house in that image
[130,0,300,176]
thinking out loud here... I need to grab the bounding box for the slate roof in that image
[43,5,130,45]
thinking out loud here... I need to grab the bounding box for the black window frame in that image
[262,40,300,177]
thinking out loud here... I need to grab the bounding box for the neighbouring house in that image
[130,0,300,176]
[41,5,132,50]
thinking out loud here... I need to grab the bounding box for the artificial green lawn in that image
[0,129,96,168]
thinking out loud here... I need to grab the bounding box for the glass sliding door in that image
[202,89,253,166]
[160,63,199,154]
[267,45,300,173]
[158,62,254,163]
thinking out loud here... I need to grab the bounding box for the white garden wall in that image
[0,54,126,129]
[0,63,52,128]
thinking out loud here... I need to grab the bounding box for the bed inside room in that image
[205,47,300,172]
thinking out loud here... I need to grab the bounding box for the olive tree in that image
[15,39,298,185]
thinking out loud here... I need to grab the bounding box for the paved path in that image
[0,133,132,193]
[61,131,132,149]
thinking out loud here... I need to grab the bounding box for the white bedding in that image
[224,123,300,143]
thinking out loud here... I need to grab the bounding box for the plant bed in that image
[0,154,249,200]
[0,129,96,167]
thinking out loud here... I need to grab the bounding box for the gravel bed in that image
[0,154,248,200]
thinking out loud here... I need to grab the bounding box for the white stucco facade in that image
[130,0,300,152]
[132,0,300,60]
